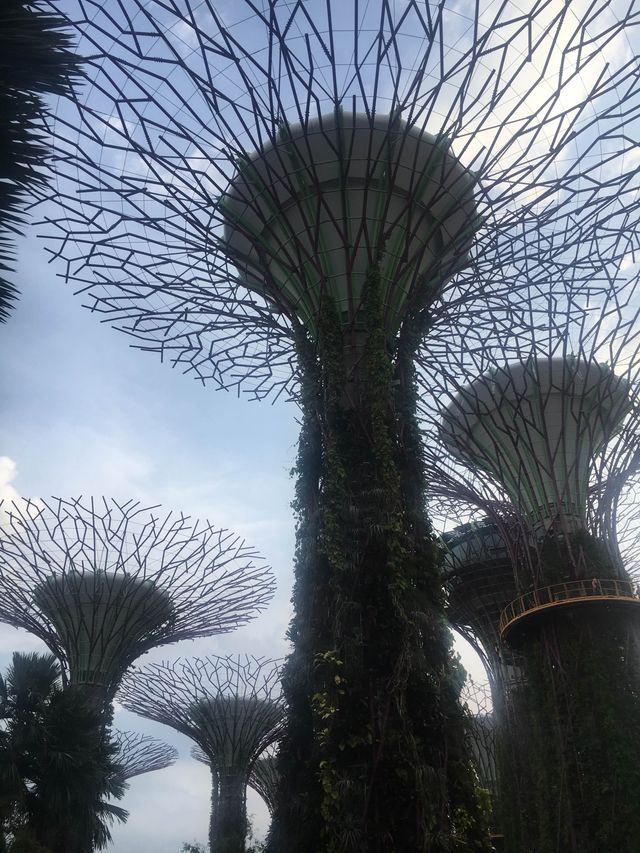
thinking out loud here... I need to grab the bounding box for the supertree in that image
[247,753,278,821]
[119,655,284,853]
[39,2,640,849]
[440,518,526,849]
[419,266,640,852]
[112,730,178,780]
[192,745,280,841]
[0,496,275,707]
[442,520,522,695]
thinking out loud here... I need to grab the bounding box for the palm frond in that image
[0,0,79,322]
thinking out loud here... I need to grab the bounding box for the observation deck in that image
[499,579,640,641]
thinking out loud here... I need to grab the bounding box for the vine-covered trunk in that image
[211,769,247,853]
[513,614,640,853]
[508,538,640,853]
[270,268,490,852]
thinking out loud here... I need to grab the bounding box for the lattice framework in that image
[120,656,283,853]
[113,729,178,779]
[37,0,640,399]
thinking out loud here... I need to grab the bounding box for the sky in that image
[4,0,634,849]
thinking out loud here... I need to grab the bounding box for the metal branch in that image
[420,271,640,582]
[119,655,284,767]
[113,729,178,779]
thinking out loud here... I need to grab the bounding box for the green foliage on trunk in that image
[269,267,491,852]
[506,536,640,852]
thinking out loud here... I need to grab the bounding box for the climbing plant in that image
[509,535,640,853]
[270,267,491,852]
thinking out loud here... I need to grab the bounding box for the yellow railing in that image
[499,578,639,637]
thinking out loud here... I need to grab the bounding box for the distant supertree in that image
[0,497,275,707]
[442,519,521,694]
[248,753,279,820]
[39,2,640,849]
[420,277,640,852]
[119,655,284,853]
[113,730,178,781]
[194,744,280,824]
[460,679,500,843]
[441,519,526,850]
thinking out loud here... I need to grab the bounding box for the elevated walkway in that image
[499,579,640,640]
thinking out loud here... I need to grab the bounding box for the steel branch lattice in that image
[0,497,275,696]
[37,1,640,399]
[113,729,178,780]
[119,655,284,768]
[120,656,284,851]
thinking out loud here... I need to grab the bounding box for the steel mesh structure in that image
[119,655,284,853]
[421,267,640,586]
[113,729,178,780]
[0,497,274,702]
[442,519,524,705]
[39,0,640,400]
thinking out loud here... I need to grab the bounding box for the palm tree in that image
[0,0,77,322]
[0,652,127,852]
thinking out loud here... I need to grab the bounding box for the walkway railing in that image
[499,578,639,638]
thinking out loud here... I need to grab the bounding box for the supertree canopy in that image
[41,0,640,398]
[119,655,284,853]
[113,730,178,780]
[221,111,478,406]
[441,357,631,536]
[38,1,640,850]
[443,520,518,680]
[0,497,274,704]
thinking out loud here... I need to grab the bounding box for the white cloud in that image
[0,456,20,503]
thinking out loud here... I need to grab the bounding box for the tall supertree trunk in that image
[512,537,640,853]
[209,764,219,853]
[271,270,490,852]
[211,769,247,853]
